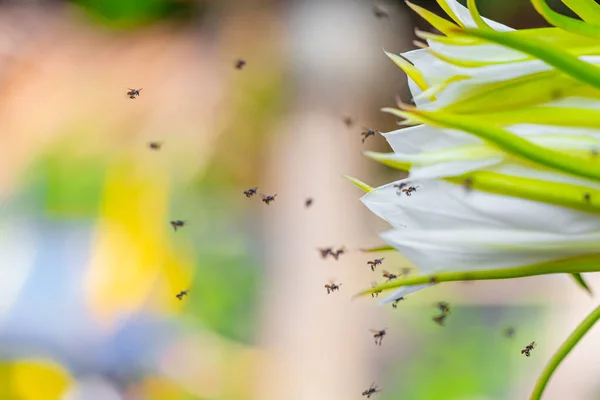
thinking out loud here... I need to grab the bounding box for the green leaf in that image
[467,0,493,30]
[360,245,396,253]
[342,175,373,193]
[562,0,600,24]
[570,273,593,295]
[530,0,600,39]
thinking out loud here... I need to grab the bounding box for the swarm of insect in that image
[370,328,387,346]
[391,297,404,309]
[343,116,353,128]
[148,142,162,150]
[367,258,384,271]
[371,281,382,298]
[435,302,451,314]
[170,220,186,232]
[235,59,246,70]
[361,128,379,144]
[432,314,447,326]
[331,247,346,260]
[176,290,189,300]
[382,270,398,282]
[244,187,258,198]
[127,88,142,99]
[362,383,381,398]
[324,280,342,294]
[504,327,516,339]
[521,341,536,357]
[261,194,277,205]
[305,198,313,208]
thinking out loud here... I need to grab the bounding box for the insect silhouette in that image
[402,186,419,196]
[244,187,259,198]
[584,193,591,203]
[370,328,387,346]
[261,194,277,205]
[432,314,447,326]
[367,258,384,271]
[362,382,381,398]
[343,116,353,128]
[361,128,379,144]
[521,342,536,357]
[331,247,346,261]
[382,270,398,282]
[400,267,412,277]
[392,297,404,308]
[393,182,408,195]
[235,59,246,70]
[318,247,333,259]
[371,281,382,298]
[372,5,389,18]
[305,198,313,208]
[464,177,474,191]
[176,290,189,300]
[127,88,142,99]
[435,301,451,314]
[504,327,516,339]
[148,142,162,150]
[170,220,186,232]
[324,280,342,294]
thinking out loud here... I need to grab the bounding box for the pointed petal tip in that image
[342,175,374,193]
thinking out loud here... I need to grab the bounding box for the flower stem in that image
[530,304,600,400]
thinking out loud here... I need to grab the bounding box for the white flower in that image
[359,0,600,304]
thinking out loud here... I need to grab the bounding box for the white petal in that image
[380,228,600,273]
[442,0,514,31]
[361,179,600,234]
[382,125,479,154]
[377,284,434,305]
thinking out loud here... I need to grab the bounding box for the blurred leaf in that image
[570,273,593,295]
[0,359,72,400]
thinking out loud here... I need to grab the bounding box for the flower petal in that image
[377,284,435,305]
[438,0,514,31]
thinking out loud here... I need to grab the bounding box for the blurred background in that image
[0,0,599,399]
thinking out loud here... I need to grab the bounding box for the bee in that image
[343,115,353,128]
[401,186,419,196]
[370,328,387,346]
[127,88,142,99]
[371,282,382,298]
[432,314,447,326]
[244,187,259,198]
[400,267,412,277]
[393,182,408,195]
[504,327,516,339]
[324,280,342,294]
[261,194,277,205]
[331,247,346,260]
[235,59,246,70]
[362,382,381,398]
[176,290,189,300]
[148,142,162,150]
[382,270,398,282]
[521,341,536,357]
[464,178,473,192]
[361,128,379,144]
[318,247,333,259]
[584,193,591,203]
[392,297,404,308]
[305,198,313,208]
[170,220,186,232]
[372,5,389,18]
[367,258,384,271]
[435,301,450,314]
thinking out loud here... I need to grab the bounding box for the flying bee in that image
[148,141,162,150]
[305,198,313,208]
[392,297,404,308]
[504,327,516,339]
[372,5,389,18]
[464,178,473,191]
[370,328,387,346]
[521,341,536,357]
[324,280,342,294]
[235,59,246,70]
[331,247,346,260]
[170,220,186,232]
[432,314,447,326]
[362,382,381,398]
[584,193,591,203]
[244,187,259,198]
[393,182,408,195]
[435,301,451,314]
[400,267,412,277]
[176,290,189,300]
[318,247,333,259]
[371,282,382,298]
[367,258,384,271]
[401,186,419,196]
[343,115,353,128]
[361,128,379,144]
[127,88,142,99]
[382,270,398,282]
[261,193,277,205]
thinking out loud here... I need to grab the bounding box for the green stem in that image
[354,254,600,297]
[530,304,600,400]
